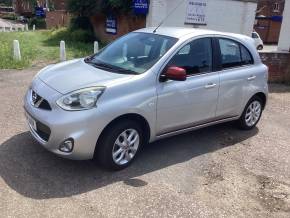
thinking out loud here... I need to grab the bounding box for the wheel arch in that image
[245,92,267,110]
[95,113,151,151]
[252,92,267,109]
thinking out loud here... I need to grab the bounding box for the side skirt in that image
[155,116,239,141]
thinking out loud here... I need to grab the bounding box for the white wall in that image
[146,0,257,36]
[278,0,290,51]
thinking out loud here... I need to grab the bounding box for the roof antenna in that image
[153,0,186,33]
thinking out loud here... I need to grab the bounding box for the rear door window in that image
[218,38,254,69]
[219,38,242,69]
[241,45,254,65]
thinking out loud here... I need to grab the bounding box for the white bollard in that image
[3,27,6,32]
[21,26,24,31]
[94,41,99,53]
[25,24,28,31]
[60,40,66,62]
[13,40,21,61]
[10,26,13,32]
[33,25,35,31]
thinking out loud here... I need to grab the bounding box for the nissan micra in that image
[24,27,268,170]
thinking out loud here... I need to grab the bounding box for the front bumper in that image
[23,77,109,160]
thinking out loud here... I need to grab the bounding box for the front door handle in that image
[247,75,256,81]
[205,83,217,89]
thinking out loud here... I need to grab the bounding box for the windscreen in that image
[87,32,178,74]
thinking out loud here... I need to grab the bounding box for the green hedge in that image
[28,18,46,29]
[0,13,17,20]
[47,28,96,43]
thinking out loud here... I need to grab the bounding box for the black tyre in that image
[237,96,263,130]
[96,120,144,170]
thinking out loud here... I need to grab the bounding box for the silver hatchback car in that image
[24,27,268,170]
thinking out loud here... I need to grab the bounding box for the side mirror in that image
[160,66,187,82]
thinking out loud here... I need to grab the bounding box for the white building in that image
[278,0,290,51]
[146,0,258,36]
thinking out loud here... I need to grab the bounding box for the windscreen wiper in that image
[86,61,113,71]
[89,61,138,75]
[112,67,138,75]
[84,56,94,63]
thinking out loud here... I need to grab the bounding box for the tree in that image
[0,0,13,6]
[100,0,132,14]
[67,0,100,17]
[67,0,133,17]
[22,0,37,6]
[67,0,134,32]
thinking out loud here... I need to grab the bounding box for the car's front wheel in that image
[96,120,143,170]
[238,96,263,130]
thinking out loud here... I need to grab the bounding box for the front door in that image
[156,37,219,135]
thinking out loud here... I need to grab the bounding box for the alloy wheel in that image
[112,129,140,165]
[245,100,262,127]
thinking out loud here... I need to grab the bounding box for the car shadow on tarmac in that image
[0,123,258,199]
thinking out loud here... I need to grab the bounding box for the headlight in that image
[56,87,105,111]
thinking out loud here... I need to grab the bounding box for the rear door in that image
[215,37,256,118]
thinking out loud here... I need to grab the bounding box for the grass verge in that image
[0,28,95,69]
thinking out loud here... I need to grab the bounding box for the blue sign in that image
[35,6,45,17]
[271,16,283,22]
[106,16,117,35]
[133,0,149,15]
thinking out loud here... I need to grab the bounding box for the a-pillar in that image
[278,0,290,52]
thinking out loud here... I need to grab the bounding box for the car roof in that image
[134,27,260,64]
[135,27,251,42]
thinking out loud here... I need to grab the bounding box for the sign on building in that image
[106,16,117,35]
[133,0,149,15]
[35,6,45,17]
[185,0,207,25]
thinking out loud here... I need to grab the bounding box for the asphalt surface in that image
[0,68,290,218]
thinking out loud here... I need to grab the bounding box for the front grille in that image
[36,121,51,141]
[39,99,52,110]
[31,90,52,111]
[26,111,51,142]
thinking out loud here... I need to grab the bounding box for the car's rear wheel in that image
[96,120,143,170]
[238,96,263,130]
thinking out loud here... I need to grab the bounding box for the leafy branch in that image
[67,0,134,17]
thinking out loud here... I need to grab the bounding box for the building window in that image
[273,2,280,12]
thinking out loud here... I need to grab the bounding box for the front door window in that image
[167,38,212,76]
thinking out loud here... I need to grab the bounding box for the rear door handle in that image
[247,75,256,81]
[205,83,217,89]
